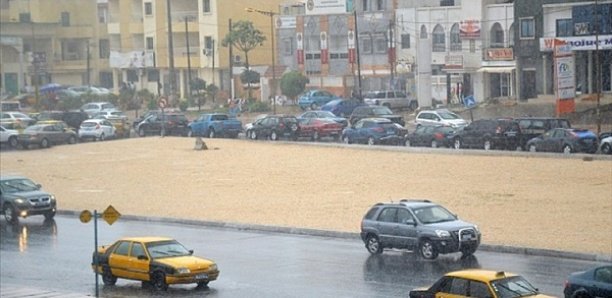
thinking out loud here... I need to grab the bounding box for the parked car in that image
[17,123,78,148]
[106,116,131,139]
[516,117,571,149]
[187,113,242,138]
[35,110,88,132]
[452,119,522,150]
[91,237,219,291]
[0,125,19,147]
[78,119,116,141]
[342,118,407,146]
[0,175,57,224]
[599,136,612,154]
[68,85,105,96]
[136,112,189,137]
[244,114,268,137]
[297,118,344,141]
[0,100,22,112]
[409,270,553,298]
[246,115,300,141]
[321,98,364,117]
[526,128,598,154]
[405,125,457,148]
[363,90,418,110]
[0,111,36,128]
[133,110,162,129]
[349,106,405,127]
[563,265,612,298]
[93,109,128,120]
[55,89,81,101]
[297,89,340,110]
[415,109,468,129]
[298,110,348,128]
[361,199,480,259]
[80,102,116,118]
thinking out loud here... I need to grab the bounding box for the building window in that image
[204,36,213,50]
[61,12,70,26]
[361,36,372,53]
[376,0,383,11]
[556,19,573,37]
[375,36,386,53]
[401,34,410,49]
[362,0,368,11]
[432,24,445,52]
[99,39,110,59]
[144,2,152,15]
[98,5,108,23]
[203,0,210,13]
[420,25,428,39]
[508,23,515,47]
[283,38,293,56]
[520,17,535,39]
[19,13,31,22]
[470,39,476,53]
[490,22,504,48]
[450,23,461,51]
[146,37,154,50]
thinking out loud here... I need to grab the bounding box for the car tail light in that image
[569,131,578,138]
[496,126,502,134]
[434,132,444,140]
[372,126,384,133]
[95,124,100,129]
[564,280,569,289]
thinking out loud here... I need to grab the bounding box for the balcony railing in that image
[176,46,199,56]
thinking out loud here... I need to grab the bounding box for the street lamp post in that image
[245,7,277,115]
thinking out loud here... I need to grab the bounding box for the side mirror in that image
[137,255,148,260]
[404,220,416,226]
[189,249,194,255]
[36,184,42,189]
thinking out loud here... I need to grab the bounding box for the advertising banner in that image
[540,35,612,51]
[348,30,356,63]
[305,0,346,15]
[320,31,328,64]
[554,42,576,115]
[110,51,154,68]
[459,19,480,39]
[296,32,304,65]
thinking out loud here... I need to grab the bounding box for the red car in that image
[298,118,344,141]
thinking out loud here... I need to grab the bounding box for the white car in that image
[78,119,116,141]
[0,125,19,147]
[0,111,36,128]
[80,102,116,118]
[93,109,128,120]
[415,109,468,129]
[244,114,268,139]
[599,136,612,154]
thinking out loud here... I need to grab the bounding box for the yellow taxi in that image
[409,269,554,298]
[91,237,219,291]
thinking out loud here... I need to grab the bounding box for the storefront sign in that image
[305,0,346,15]
[554,43,576,115]
[540,35,612,51]
[484,48,513,61]
[459,19,480,39]
[110,51,154,68]
[275,16,296,29]
[445,55,464,69]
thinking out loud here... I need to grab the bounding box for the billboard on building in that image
[305,0,347,15]
[540,35,612,51]
[110,51,154,69]
[276,16,296,29]
[459,19,480,39]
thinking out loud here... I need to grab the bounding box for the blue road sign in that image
[464,95,476,108]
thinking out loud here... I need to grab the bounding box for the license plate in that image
[195,274,208,280]
[461,235,473,241]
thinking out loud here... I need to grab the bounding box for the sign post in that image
[158,97,167,137]
[463,95,476,122]
[553,41,576,116]
[80,206,121,298]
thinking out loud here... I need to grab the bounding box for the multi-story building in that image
[106,0,284,99]
[0,0,108,96]
[514,0,612,100]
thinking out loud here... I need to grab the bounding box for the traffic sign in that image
[80,210,92,223]
[102,205,121,225]
[463,95,476,109]
[158,97,168,109]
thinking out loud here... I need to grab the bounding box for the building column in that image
[587,51,593,94]
[542,55,547,95]
[112,68,120,94]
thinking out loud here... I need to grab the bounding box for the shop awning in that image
[477,66,516,73]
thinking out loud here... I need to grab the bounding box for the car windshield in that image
[438,112,461,120]
[146,240,191,259]
[0,178,39,193]
[412,205,456,224]
[24,125,43,132]
[318,111,336,118]
[372,107,393,115]
[490,276,540,298]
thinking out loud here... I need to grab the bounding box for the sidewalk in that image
[0,284,90,297]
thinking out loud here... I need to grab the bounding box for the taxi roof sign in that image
[102,205,121,225]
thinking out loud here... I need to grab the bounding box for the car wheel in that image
[602,143,612,154]
[312,131,320,141]
[208,128,215,138]
[460,246,477,258]
[529,144,537,152]
[431,140,438,148]
[138,128,146,137]
[187,129,194,138]
[405,139,411,147]
[270,131,278,141]
[68,136,77,144]
[151,271,168,291]
[570,289,591,298]
[102,265,117,286]
[251,130,258,140]
[40,138,49,148]
[453,138,461,150]
[310,103,318,110]
[3,204,17,224]
[343,135,351,144]
[419,239,439,260]
[366,235,383,254]
[367,137,375,146]
[562,145,572,154]
[483,139,491,150]
[8,136,18,148]
[44,209,56,220]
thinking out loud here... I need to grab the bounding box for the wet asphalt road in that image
[0,215,607,297]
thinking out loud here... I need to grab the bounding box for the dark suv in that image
[360,199,481,259]
[136,112,189,137]
[349,106,405,127]
[515,117,571,149]
[452,119,522,150]
[0,175,57,224]
[247,115,300,141]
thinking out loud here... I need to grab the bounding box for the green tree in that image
[280,71,309,102]
[190,78,207,110]
[222,20,266,99]
[206,84,219,105]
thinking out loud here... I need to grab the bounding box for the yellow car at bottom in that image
[91,237,219,291]
[409,269,555,298]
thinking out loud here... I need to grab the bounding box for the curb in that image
[60,210,612,263]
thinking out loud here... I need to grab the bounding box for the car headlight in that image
[15,198,25,204]
[176,267,190,274]
[435,230,451,238]
[473,225,480,233]
[209,264,217,271]
[50,195,56,201]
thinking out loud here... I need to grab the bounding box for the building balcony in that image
[107,22,120,34]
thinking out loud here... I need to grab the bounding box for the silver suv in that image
[0,175,57,224]
[363,90,418,110]
[360,199,480,259]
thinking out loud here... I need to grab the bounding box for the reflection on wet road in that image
[0,216,606,297]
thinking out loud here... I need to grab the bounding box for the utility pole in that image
[30,21,40,111]
[354,10,363,101]
[389,19,394,87]
[228,18,234,100]
[595,0,601,134]
[166,0,176,100]
[212,39,216,104]
[184,17,192,99]
[86,39,91,88]
[270,11,277,115]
